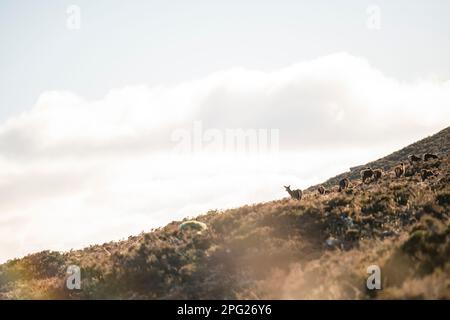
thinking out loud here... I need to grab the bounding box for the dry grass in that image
[0,127,449,299]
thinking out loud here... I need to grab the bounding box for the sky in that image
[0,0,449,262]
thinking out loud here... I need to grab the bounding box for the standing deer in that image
[360,168,374,183]
[284,185,302,200]
[373,169,383,182]
[318,185,325,195]
[408,154,422,164]
[421,169,434,181]
[338,178,349,192]
[423,153,438,161]
[394,163,405,178]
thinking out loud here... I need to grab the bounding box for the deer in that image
[421,169,434,181]
[394,163,405,178]
[408,154,422,164]
[318,185,325,195]
[373,169,383,182]
[360,168,374,183]
[284,185,302,200]
[423,153,438,161]
[338,178,349,192]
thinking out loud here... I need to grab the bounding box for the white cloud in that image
[0,52,449,262]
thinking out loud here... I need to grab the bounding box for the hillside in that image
[0,127,449,299]
[310,126,450,190]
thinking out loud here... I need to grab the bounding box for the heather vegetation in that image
[0,127,449,299]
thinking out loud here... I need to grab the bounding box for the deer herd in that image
[284,152,439,200]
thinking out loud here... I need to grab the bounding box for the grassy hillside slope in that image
[311,126,450,190]
[0,127,449,299]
